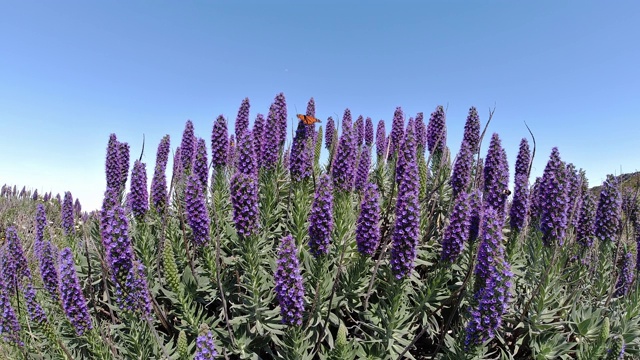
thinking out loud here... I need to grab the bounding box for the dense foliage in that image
[1,94,640,360]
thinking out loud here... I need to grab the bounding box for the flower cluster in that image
[262,106,281,170]
[38,240,60,301]
[595,175,622,242]
[236,130,257,176]
[230,172,260,237]
[193,138,209,189]
[227,135,236,168]
[426,105,447,154]
[365,117,374,147]
[325,116,335,150]
[308,174,334,257]
[62,191,75,235]
[290,121,313,182]
[5,227,30,295]
[59,247,93,336]
[483,133,509,217]
[332,115,356,192]
[354,115,364,148]
[253,113,265,167]
[130,160,149,219]
[463,107,480,154]
[194,325,218,360]
[211,115,229,168]
[450,140,474,197]
[273,92,288,146]
[235,97,250,136]
[23,282,47,323]
[539,147,569,245]
[375,119,387,159]
[414,112,426,150]
[389,107,404,156]
[35,203,46,252]
[576,190,596,247]
[356,182,381,256]
[119,142,130,189]
[441,191,471,262]
[180,120,196,173]
[615,251,635,297]
[185,174,211,247]
[274,235,305,325]
[354,146,372,192]
[0,271,22,346]
[151,135,171,213]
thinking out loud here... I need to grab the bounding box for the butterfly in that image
[296,114,322,125]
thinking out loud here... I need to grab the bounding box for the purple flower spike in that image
[151,135,170,213]
[185,174,210,247]
[539,148,569,245]
[469,189,483,243]
[414,112,426,150]
[128,261,153,316]
[253,113,265,168]
[23,282,47,323]
[235,97,250,136]
[275,235,305,325]
[395,118,416,184]
[341,108,353,133]
[331,117,357,192]
[308,174,334,257]
[273,93,288,146]
[450,141,474,197]
[62,191,75,235]
[130,160,149,219]
[615,251,634,297]
[0,271,22,346]
[35,203,46,254]
[390,107,404,156]
[426,105,447,154]
[180,120,196,173]
[228,135,236,168]
[483,134,509,218]
[194,327,218,360]
[290,121,313,182]
[38,240,60,301]
[306,97,316,117]
[193,138,209,189]
[356,182,381,256]
[119,142,130,189]
[576,190,596,247]
[441,191,471,263]
[325,116,335,150]
[262,106,281,170]
[595,175,622,243]
[365,117,374,147]
[376,119,387,158]
[463,107,481,154]
[4,227,30,296]
[236,130,257,176]
[390,127,420,279]
[230,172,260,237]
[211,115,229,169]
[355,146,372,192]
[59,247,93,336]
[354,115,365,148]
[510,174,530,232]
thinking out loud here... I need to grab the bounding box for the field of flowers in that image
[1,93,639,359]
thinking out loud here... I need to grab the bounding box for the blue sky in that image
[1,1,639,211]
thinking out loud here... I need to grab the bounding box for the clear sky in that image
[1,1,639,211]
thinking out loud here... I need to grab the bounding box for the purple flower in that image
[441,191,471,263]
[463,107,481,154]
[290,121,313,182]
[194,326,218,360]
[341,108,353,133]
[528,177,542,220]
[274,235,305,326]
[253,113,265,168]
[355,146,372,192]
[564,164,583,228]
[127,261,153,316]
[180,120,196,173]
[308,175,334,257]
[38,240,60,301]
[390,107,404,156]
[59,247,93,336]
[395,117,415,184]
[595,175,622,243]
[171,146,182,185]
[273,93,288,146]
[0,270,22,346]
[119,142,130,189]
[390,127,420,279]
[539,148,569,245]
[130,160,149,219]
[262,106,281,170]
[4,227,30,293]
[191,138,208,191]
[32,189,38,200]
[615,252,635,297]
[365,117,374,147]
[151,135,171,213]
[354,115,365,148]
[74,198,82,218]
[282,147,290,170]
[483,134,509,218]
[230,172,260,237]
[414,112,426,150]
[325,116,335,150]
[514,138,531,179]
[510,174,530,232]
[375,119,387,159]
[23,282,47,323]
[235,97,250,136]
[62,191,75,235]
[469,189,483,243]
[306,97,316,117]
[356,182,381,256]
[450,141,474,197]
[228,134,236,168]
[236,130,257,176]
[426,105,447,155]
[332,116,357,192]
[211,115,229,169]
[576,190,596,247]
[185,174,210,247]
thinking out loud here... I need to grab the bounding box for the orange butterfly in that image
[296,114,322,125]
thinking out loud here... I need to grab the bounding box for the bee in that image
[503,189,512,196]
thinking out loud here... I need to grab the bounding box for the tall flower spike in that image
[390,107,404,156]
[193,137,209,190]
[615,251,634,297]
[0,271,22,346]
[290,121,313,182]
[306,97,316,117]
[576,189,596,247]
[365,117,374,147]
[35,203,47,254]
[565,164,582,228]
[468,189,483,243]
[273,92,288,146]
[483,133,509,218]
[74,198,82,218]
[274,235,305,325]
[395,117,416,184]
[151,135,170,213]
[390,125,420,279]
[262,106,281,170]
[62,191,75,235]
[539,147,569,245]
[595,175,622,242]
[355,145,372,192]
[450,140,474,198]
[354,115,365,148]
[441,191,471,263]
[426,105,447,155]
[130,160,149,219]
[235,97,250,136]
[356,182,381,256]
[59,247,93,336]
[236,130,257,176]
[253,113,265,168]
[230,172,260,237]
[331,115,357,192]
[509,138,531,231]
[185,174,210,247]
[308,174,334,257]
[180,120,196,174]
[341,108,353,133]
[211,115,229,169]
[119,142,130,189]
[414,112,426,151]
[38,240,60,301]
[23,281,47,323]
[325,116,335,150]
[376,119,386,158]
[5,227,30,296]
[194,324,218,360]
[463,107,481,154]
